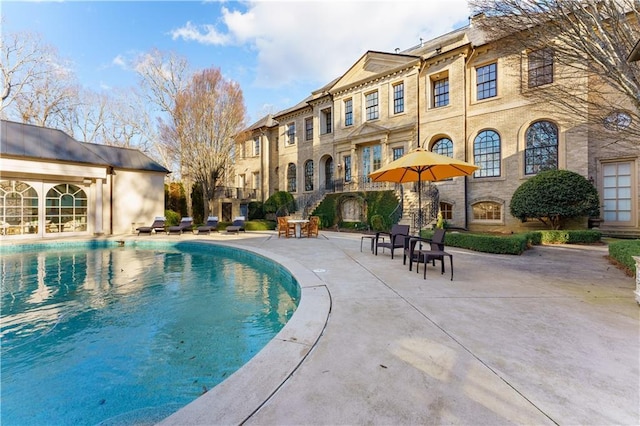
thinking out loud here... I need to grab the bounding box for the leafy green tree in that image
[510,170,600,230]
[264,191,296,216]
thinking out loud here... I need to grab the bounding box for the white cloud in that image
[182,0,470,89]
[112,54,128,70]
[170,21,231,45]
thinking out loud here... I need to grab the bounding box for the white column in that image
[94,178,104,235]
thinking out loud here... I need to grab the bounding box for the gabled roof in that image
[246,114,278,132]
[329,50,421,95]
[0,120,169,173]
[273,95,313,120]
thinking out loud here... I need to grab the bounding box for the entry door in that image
[361,145,381,183]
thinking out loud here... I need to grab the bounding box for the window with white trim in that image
[344,98,353,126]
[393,82,404,114]
[476,63,497,100]
[365,91,379,121]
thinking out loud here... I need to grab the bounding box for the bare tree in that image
[134,48,191,208]
[468,0,640,144]
[1,31,48,112]
[163,68,246,219]
[1,30,79,128]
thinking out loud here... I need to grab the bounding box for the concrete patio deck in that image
[151,230,639,426]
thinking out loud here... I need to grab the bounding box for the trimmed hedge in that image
[421,230,530,255]
[608,240,640,275]
[419,229,602,256]
[217,220,276,231]
[538,230,602,244]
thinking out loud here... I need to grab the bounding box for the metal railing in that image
[214,186,262,201]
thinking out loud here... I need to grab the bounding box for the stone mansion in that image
[235,18,639,236]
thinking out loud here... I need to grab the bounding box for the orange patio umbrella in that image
[368,147,479,231]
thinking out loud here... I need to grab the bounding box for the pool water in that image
[0,242,299,425]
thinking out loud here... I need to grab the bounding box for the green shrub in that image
[312,191,399,231]
[339,221,367,231]
[420,230,528,254]
[510,169,600,230]
[419,229,600,255]
[539,230,601,244]
[164,209,181,226]
[264,191,296,216]
[248,201,265,220]
[608,240,640,275]
[370,214,385,231]
[244,219,275,231]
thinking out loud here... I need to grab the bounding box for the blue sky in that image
[2,0,471,125]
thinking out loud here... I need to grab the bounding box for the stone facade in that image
[236,22,639,235]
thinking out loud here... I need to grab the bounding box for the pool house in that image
[0,120,170,239]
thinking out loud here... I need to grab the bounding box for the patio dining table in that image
[287,219,310,238]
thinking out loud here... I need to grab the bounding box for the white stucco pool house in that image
[0,120,170,239]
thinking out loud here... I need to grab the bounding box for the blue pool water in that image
[0,241,299,425]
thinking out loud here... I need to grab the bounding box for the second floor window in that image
[474,130,501,177]
[528,48,554,88]
[287,123,296,145]
[476,63,497,100]
[393,147,404,160]
[305,118,313,141]
[254,138,260,156]
[321,108,332,134]
[433,78,449,107]
[344,99,353,126]
[365,91,379,121]
[393,82,404,114]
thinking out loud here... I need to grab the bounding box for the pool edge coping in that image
[156,239,331,425]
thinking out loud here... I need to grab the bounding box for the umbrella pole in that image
[417,174,422,235]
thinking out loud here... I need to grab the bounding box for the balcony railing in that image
[214,186,262,201]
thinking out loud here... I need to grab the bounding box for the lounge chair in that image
[197,216,219,234]
[277,216,294,238]
[374,224,410,259]
[404,228,446,271]
[167,217,193,235]
[136,217,166,235]
[226,216,246,233]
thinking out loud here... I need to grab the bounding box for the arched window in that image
[324,158,334,190]
[474,130,501,177]
[525,121,558,175]
[431,138,453,157]
[0,181,39,235]
[472,201,502,221]
[304,160,314,191]
[287,163,297,193]
[46,184,87,233]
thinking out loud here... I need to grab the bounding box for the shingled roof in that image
[1,120,170,173]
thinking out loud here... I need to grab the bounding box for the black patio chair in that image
[374,224,410,259]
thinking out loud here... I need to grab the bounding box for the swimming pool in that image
[0,241,300,425]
